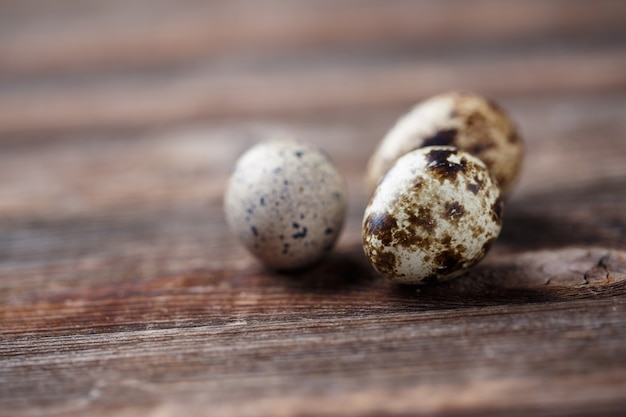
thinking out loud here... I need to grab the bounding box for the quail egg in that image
[363,146,503,284]
[225,139,347,270]
[366,92,523,195]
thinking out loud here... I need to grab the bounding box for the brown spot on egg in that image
[485,96,507,115]
[364,212,397,246]
[426,148,467,183]
[392,222,424,248]
[414,206,437,232]
[466,182,479,195]
[435,250,463,275]
[509,129,521,144]
[426,148,457,164]
[421,128,458,147]
[492,196,504,224]
[466,111,488,129]
[403,205,419,225]
[471,175,485,194]
[371,201,424,249]
[444,201,465,223]
[465,113,497,154]
[393,229,420,248]
[369,250,397,276]
[470,224,486,239]
[469,141,496,155]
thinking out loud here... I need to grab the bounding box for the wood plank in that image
[2,273,626,416]
[2,0,625,76]
[1,94,624,217]
[1,46,625,137]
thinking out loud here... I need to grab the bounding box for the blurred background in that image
[1,0,625,216]
[2,0,625,130]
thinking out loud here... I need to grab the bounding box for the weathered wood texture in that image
[1,1,626,416]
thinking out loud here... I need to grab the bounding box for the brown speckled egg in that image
[363,146,502,284]
[366,91,523,195]
[224,138,347,270]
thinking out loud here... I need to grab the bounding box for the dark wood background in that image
[1,1,626,416]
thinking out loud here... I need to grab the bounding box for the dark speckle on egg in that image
[369,250,397,277]
[292,227,308,239]
[421,128,457,147]
[364,212,397,246]
[425,148,467,183]
[466,182,480,195]
[444,201,465,223]
[435,250,463,274]
[413,206,437,232]
[492,196,504,225]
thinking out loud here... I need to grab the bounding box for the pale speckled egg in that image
[363,146,503,284]
[224,139,347,270]
[366,91,523,195]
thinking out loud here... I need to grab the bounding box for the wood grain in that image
[2,0,625,75]
[2,47,625,137]
[1,1,626,416]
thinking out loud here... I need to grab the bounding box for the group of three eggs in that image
[224,92,524,284]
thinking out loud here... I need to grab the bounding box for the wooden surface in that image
[1,1,626,416]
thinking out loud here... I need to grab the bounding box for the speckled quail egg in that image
[363,146,503,284]
[366,91,523,195]
[224,138,347,270]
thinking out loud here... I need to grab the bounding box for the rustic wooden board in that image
[1,1,626,416]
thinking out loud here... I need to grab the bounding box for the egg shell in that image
[363,146,503,284]
[366,91,523,195]
[224,139,347,270]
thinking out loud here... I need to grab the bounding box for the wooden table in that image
[1,1,626,415]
